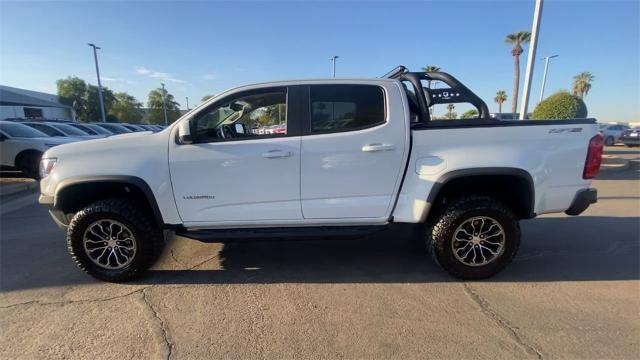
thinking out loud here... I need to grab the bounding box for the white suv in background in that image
[0,121,77,178]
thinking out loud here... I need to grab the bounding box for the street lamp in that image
[87,43,107,123]
[519,0,544,120]
[539,55,559,102]
[161,83,168,126]
[330,56,339,78]
[186,96,190,111]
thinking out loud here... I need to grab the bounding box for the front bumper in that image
[38,194,69,229]
[565,188,597,216]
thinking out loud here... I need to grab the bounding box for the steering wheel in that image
[217,125,234,139]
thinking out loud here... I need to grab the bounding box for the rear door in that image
[300,82,408,220]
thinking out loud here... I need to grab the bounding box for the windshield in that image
[86,124,113,135]
[51,123,90,136]
[0,122,49,138]
[25,123,65,137]
[99,123,131,134]
[70,123,98,135]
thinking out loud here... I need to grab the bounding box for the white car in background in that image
[0,121,78,178]
[598,123,630,146]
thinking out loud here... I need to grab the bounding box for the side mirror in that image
[178,120,193,144]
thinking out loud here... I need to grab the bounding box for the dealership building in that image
[0,85,75,121]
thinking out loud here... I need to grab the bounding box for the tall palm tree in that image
[505,31,531,113]
[494,90,508,113]
[572,72,594,98]
[421,65,441,89]
[446,103,455,119]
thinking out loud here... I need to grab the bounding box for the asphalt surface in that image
[1,147,639,359]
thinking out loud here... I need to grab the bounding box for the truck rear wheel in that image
[426,196,520,280]
[66,198,164,282]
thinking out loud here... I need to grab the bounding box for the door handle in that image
[362,143,395,152]
[262,150,293,158]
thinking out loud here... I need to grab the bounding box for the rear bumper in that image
[565,188,597,216]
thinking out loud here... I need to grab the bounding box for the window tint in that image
[194,89,287,143]
[310,85,385,132]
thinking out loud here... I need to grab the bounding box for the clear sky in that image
[1,0,638,122]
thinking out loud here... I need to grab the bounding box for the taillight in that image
[583,133,604,179]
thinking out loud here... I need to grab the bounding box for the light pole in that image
[88,43,107,123]
[330,56,339,78]
[161,83,168,126]
[519,0,544,120]
[185,96,190,111]
[539,54,558,102]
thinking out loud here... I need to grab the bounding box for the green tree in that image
[505,31,531,113]
[494,90,508,113]
[86,85,115,122]
[201,94,215,102]
[532,91,587,120]
[460,109,478,119]
[57,76,88,121]
[147,87,181,125]
[421,65,441,89]
[109,92,143,123]
[572,72,594,98]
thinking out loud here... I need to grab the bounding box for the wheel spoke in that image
[83,219,137,270]
[451,216,505,267]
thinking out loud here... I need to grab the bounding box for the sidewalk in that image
[0,178,38,197]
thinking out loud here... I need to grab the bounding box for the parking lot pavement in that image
[1,153,638,359]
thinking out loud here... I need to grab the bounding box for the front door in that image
[169,86,302,225]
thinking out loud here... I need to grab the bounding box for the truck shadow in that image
[1,216,638,292]
[141,215,639,285]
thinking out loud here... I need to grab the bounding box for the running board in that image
[175,225,388,243]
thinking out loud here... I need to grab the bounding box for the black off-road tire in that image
[16,151,42,179]
[426,196,520,280]
[67,198,164,282]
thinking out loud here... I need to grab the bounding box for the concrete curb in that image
[0,181,39,197]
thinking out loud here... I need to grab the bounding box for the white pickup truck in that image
[38,67,603,282]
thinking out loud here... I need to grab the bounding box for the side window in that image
[194,88,287,143]
[309,85,385,133]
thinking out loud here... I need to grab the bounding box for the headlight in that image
[39,158,57,178]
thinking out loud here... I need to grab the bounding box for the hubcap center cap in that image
[107,239,118,247]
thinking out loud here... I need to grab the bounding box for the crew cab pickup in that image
[38,66,602,282]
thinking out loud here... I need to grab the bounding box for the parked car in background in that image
[598,123,630,146]
[22,122,104,140]
[92,122,133,135]
[620,127,640,147]
[0,121,77,178]
[68,122,114,137]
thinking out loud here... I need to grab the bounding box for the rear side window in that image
[309,85,385,133]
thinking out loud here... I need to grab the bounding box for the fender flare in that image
[426,167,536,219]
[54,175,165,226]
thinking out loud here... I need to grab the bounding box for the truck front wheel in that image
[66,198,164,282]
[426,196,520,280]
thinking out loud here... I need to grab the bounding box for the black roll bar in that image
[384,65,491,123]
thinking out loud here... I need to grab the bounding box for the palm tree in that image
[421,65,441,89]
[494,90,508,113]
[446,103,455,119]
[572,72,594,98]
[505,31,531,113]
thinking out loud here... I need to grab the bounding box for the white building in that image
[0,85,75,121]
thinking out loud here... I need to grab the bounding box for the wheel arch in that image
[15,148,43,166]
[54,176,164,227]
[426,167,535,220]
